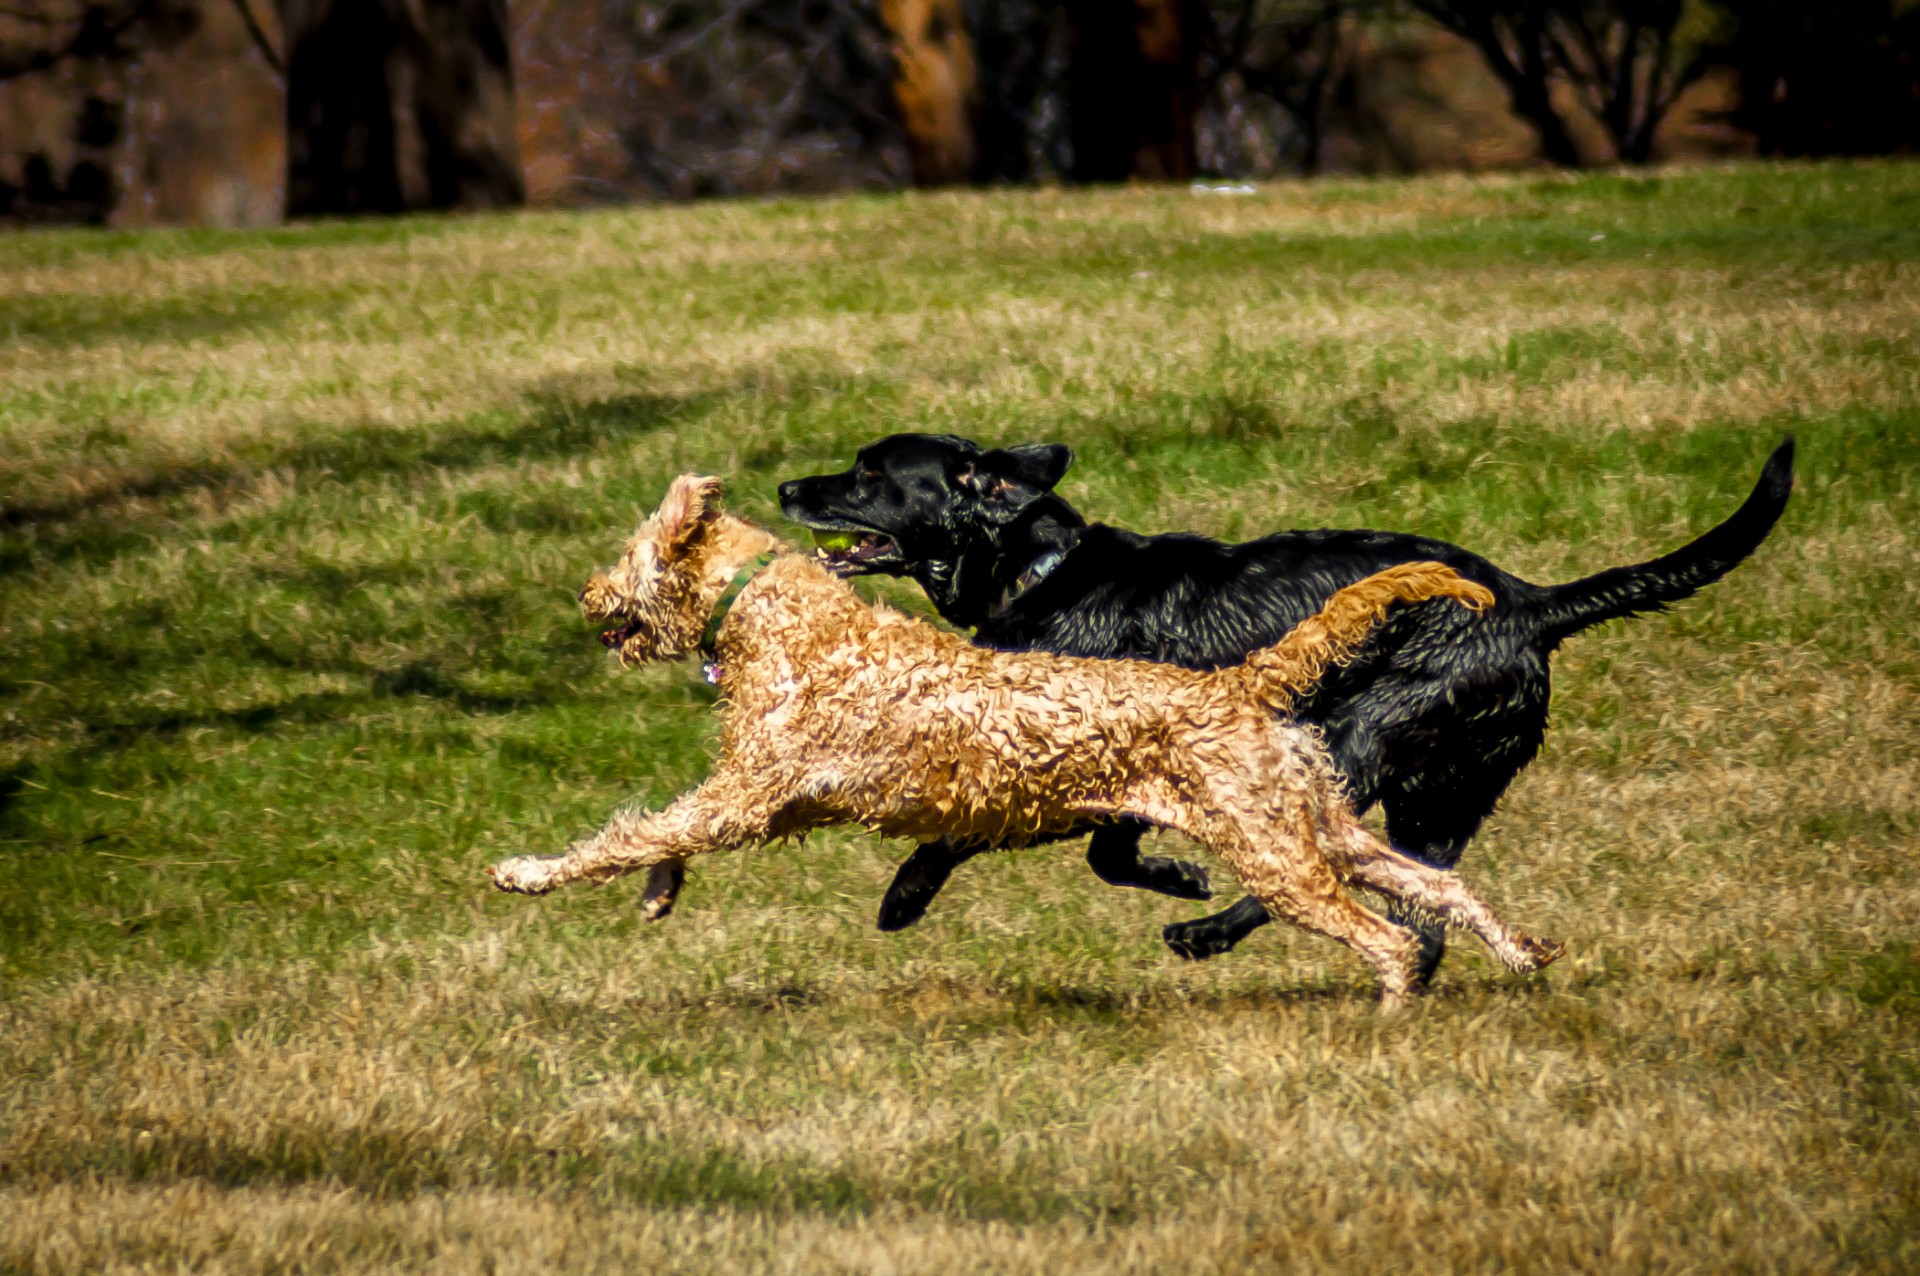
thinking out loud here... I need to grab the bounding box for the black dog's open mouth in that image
[809,528,899,574]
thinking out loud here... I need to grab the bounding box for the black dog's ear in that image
[995,443,1072,490]
[953,444,1072,522]
[964,443,1072,503]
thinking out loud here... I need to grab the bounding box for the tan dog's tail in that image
[1227,563,1496,711]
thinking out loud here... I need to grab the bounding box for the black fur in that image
[778,434,1794,978]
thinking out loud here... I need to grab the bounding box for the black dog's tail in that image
[1528,436,1795,649]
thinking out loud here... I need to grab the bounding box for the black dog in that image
[778,433,1794,980]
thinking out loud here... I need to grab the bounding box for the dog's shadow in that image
[495,970,1557,1034]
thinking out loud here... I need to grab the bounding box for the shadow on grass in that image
[65,664,558,754]
[0,388,712,578]
[0,1124,1106,1223]
[0,287,326,349]
[0,369,869,771]
[497,974,1424,1028]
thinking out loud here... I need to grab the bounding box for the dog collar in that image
[699,551,778,678]
[988,548,1069,621]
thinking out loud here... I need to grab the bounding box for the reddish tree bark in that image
[879,0,978,185]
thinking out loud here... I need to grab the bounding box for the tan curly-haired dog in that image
[488,475,1562,1006]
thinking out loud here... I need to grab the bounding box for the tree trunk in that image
[879,0,978,185]
[1507,73,1583,167]
[1414,4,1584,168]
[969,0,1049,184]
[1065,0,1197,182]
[1129,0,1195,180]
[281,0,523,216]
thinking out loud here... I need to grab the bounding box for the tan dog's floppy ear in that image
[654,474,725,557]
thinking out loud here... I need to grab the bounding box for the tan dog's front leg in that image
[489,778,776,895]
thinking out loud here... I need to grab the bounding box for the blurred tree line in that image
[2,0,1917,223]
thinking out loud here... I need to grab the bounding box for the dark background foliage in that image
[0,0,1915,227]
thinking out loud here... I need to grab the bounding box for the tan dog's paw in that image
[487,856,563,895]
[1516,935,1565,973]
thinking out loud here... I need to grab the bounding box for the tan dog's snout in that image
[578,575,619,620]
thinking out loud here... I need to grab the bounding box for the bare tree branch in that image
[227,0,283,76]
[1410,0,1713,165]
[0,0,157,81]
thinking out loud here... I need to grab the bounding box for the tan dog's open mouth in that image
[600,618,643,649]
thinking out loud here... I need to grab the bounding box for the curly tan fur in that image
[489,475,1562,1007]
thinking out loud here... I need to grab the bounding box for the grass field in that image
[2,161,1916,1272]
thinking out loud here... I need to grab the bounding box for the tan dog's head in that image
[579,474,726,667]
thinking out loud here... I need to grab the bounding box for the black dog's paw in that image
[1162,918,1239,962]
[640,860,686,922]
[877,879,935,932]
[1411,931,1449,989]
[1163,896,1269,960]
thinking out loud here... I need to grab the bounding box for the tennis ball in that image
[812,530,858,551]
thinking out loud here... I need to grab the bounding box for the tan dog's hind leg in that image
[489,774,778,895]
[1210,801,1423,1009]
[1322,813,1563,976]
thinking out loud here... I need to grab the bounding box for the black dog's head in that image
[778,433,1080,624]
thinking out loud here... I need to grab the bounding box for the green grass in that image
[2,161,1917,1272]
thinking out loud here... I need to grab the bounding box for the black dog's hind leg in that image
[880,824,1213,933]
[1084,821,1211,901]
[1385,896,1449,987]
[1162,717,1385,963]
[1157,853,1449,970]
[1161,812,1491,973]
[1376,707,1543,984]
[878,837,986,931]
[1162,897,1270,960]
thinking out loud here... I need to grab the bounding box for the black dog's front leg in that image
[1083,821,1211,901]
[1160,719,1379,963]
[878,837,986,931]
